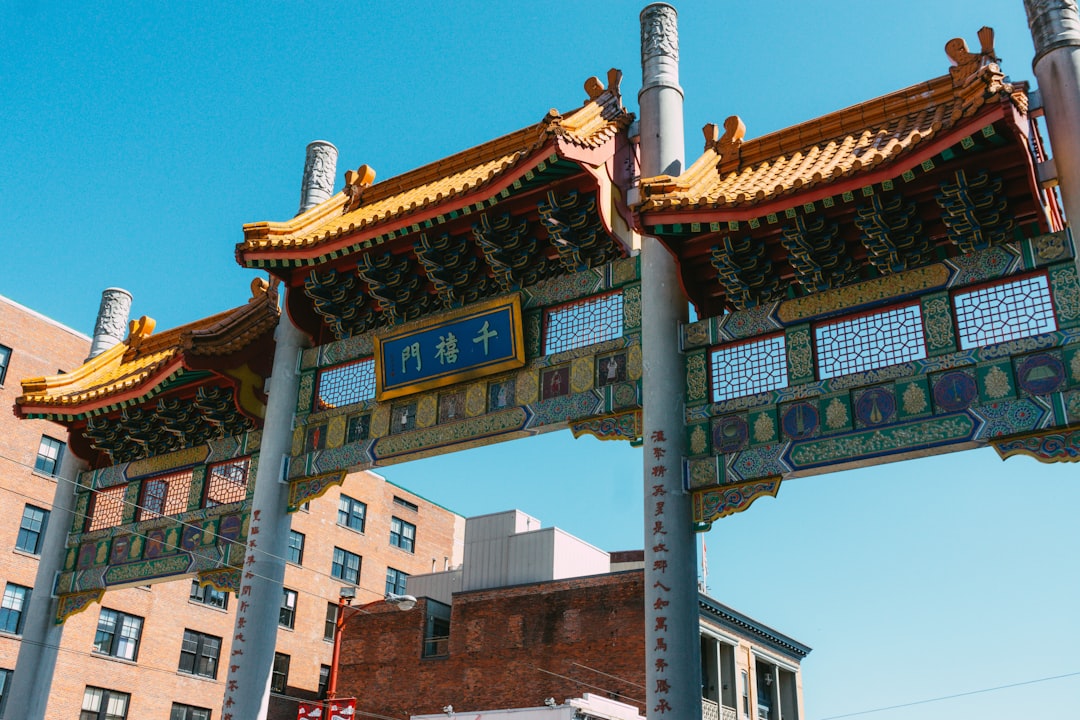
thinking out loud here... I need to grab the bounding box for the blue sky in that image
[3,2,1078,719]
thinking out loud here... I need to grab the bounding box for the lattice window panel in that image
[710,335,789,402]
[204,458,250,507]
[317,358,376,410]
[86,485,127,532]
[953,274,1057,350]
[137,469,193,521]
[544,292,624,355]
[816,303,927,379]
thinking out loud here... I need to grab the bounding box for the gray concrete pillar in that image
[5,449,85,719]
[86,287,132,361]
[220,301,304,720]
[1026,1,1080,230]
[637,5,701,720]
[298,141,339,215]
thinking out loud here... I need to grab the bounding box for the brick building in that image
[337,511,811,720]
[0,293,465,719]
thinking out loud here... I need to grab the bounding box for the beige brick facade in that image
[0,295,465,719]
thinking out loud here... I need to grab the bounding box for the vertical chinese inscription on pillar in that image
[648,428,674,716]
[220,507,260,720]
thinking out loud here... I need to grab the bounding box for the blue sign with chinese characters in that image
[374,295,526,400]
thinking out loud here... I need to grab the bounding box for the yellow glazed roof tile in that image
[17,281,279,413]
[638,29,1025,214]
[238,71,632,260]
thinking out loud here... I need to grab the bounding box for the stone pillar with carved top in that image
[1026,1,1080,241]
[219,300,303,720]
[298,140,339,215]
[86,287,132,361]
[638,5,701,720]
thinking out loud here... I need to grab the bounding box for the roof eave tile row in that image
[236,71,632,264]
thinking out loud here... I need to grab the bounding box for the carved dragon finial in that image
[946,26,999,84]
[343,164,376,212]
[716,115,746,175]
[127,315,156,352]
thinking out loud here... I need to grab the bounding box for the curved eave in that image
[237,136,626,272]
[17,356,189,423]
[640,103,1017,229]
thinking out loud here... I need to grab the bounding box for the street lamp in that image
[326,587,417,702]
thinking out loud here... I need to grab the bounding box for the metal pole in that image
[327,596,348,701]
[221,301,305,720]
[638,5,701,720]
[1026,0,1080,233]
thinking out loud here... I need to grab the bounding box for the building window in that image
[390,516,416,552]
[178,630,221,679]
[385,567,409,595]
[81,686,129,720]
[0,584,29,634]
[423,600,451,658]
[324,602,338,641]
[279,588,297,629]
[189,580,229,610]
[0,667,11,716]
[137,469,194,520]
[287,530,305,565]
[271,652,290,693]
[393,495,419,512]
[15,504,48,554]
[93,608,143,661]
[318,664,331,699]
[170,704,211,720]
[331,547,361,584]
[337,494,366,532]
[34,435,65,475]
[0,345,10,385]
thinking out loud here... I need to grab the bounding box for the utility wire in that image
[815,670,1080,720]
[0,451,397,608]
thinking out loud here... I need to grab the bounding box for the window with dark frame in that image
[33,435,65,475]
[423,600,451,658]
[93,608,143,661]
[271,652,290,693]
[0,584,29,634]
[337,494,366,532]
[279,588,297,629]
[393,495,419,512]
[170,703,211,720]
[0,345,10,385]
[80,686,130,720]
[331,547,361,584]
[287,530,305,565]
[15,504,48,554]
[178,629,221,679]
[324,602,338,641]
[390,516,416,552]
[189,580,229,610]
[386,567,408,595]
[318,664,331,699]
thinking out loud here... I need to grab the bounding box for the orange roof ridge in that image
[238,70,632,259]
[637,28,1026,214]
[17,280,279,414]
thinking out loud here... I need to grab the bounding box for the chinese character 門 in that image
[402,342,422,373]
